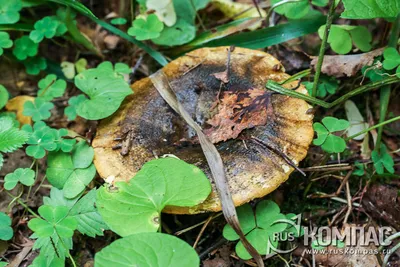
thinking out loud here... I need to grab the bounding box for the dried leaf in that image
[5,95,35,125]
[310,48,384,77]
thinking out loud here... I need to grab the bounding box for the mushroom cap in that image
[92,47,313,214]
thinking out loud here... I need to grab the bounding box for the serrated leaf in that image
[22,97,54,121]
[341,0,400,19]
[44,188,108,237]
[4,168,35,190]
[0,117,29,153]
[97,158,211,236]
[0,85,9,110]
[74,68,132,120]
[32,231,72,264]
[94,232,200,267]
[30,254,64,267]
[0,212,13,241]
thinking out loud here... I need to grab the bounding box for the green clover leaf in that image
[372,144,394,174]
[24,56,47,75]
[304,76,338,98]
[0,32,13,56]
[96,61,131,75]
[128,14,164,41]
[23,97,54,121]
[223,200,288,260]
[12,36,39,60]
[23,122,57,159]
[382,47,400,77]
[74,66,132,120]
[0,85,9,110]
[271,0,310,19]
[38,74,67,101]
[0,0,22,24]
[4,168,35,190]
[29,16,61,43]
[313,117,350,153]
[0,212,13,241]
[64,95,86,121]
[353,162,365,176]
[28,205,78,238]
[53,128,76,152]
[110,17,127,25]
[318,25,372,54]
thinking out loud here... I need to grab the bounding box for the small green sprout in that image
[38,74,67,101]
[12,36,39,60]
[372,144,394,174]
[0,32,13,56]
[128,14,164,41]
[4,168,35,190]
[313,117,350,153]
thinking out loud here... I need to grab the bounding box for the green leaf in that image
[94,232,200,267]
[0,31,13,56]
[4,168,35,190]
[318,25,372,54]
[256,201,286,233]
[53,128,76,152]
[30,254,64,267]
[75,58,87,73]
[12,36,39,60]
[37,74,67,101]
[46,151,96,198]
[110,17,127,25]
[64,94,86,121]
[235,228,278,260]
[44,188,109,237]
[74,68,132,120]
[0,212,13,241]
[128,14,164,41]
[382,47,400,70]
[353,162,365,176]
[271,0,310,19]
[0,117,29,153]
[97,158,211,236]
[372,144,394,174]
[28,205,78,238]
[341,0,400,19]
[0,0,22,24]
[151,0,209,46]
[25,122,57,159]
[24,56,47,75]
[0,85,9,110]
[96,61,131,75]
[61,61,75,79]
[223,204,256,241]
[304,75,338,98]
[313,117,349,153]
[32,232,72,265]
[23,97,54,121]
[29,16,61,43]
[71,140,94,169]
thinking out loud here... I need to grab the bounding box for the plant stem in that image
[375,14,400,151]
[7,192,40,218]
[265,76,400,108]
[311,0,336,98]
[345,115,400,141]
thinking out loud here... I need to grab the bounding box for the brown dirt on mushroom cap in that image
[92,47,314,214]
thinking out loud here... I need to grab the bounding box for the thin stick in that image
[346,115,400,140]
[311,0,337,97]
[193,215,213,249]
[343,181,352,224]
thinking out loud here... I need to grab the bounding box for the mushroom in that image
[92,47,314,214]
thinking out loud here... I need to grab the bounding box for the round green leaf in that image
[271,0,310,19]
[97,158,212,236]
[321,134,347,153]
[23,97,54,121]
[72,140,94,169]
[235,228,278,260]
[128,14,164,41]
[383,47,400,70]
[37,74,67,101]
[64,94,86,121]
[74,69,132,120]
[322,117,350,132]
[0,85,9,110]
[312,122,329,146]
[95,233,200,267]
[0,0,22,24]
[223,204,256,241]
[0,32,13,56]
[24,57,47,75]
[29,16,61,43]
[0,212,13,241]
[4,168,35,190]
[152,19,195,46]
[12,36,38,60]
